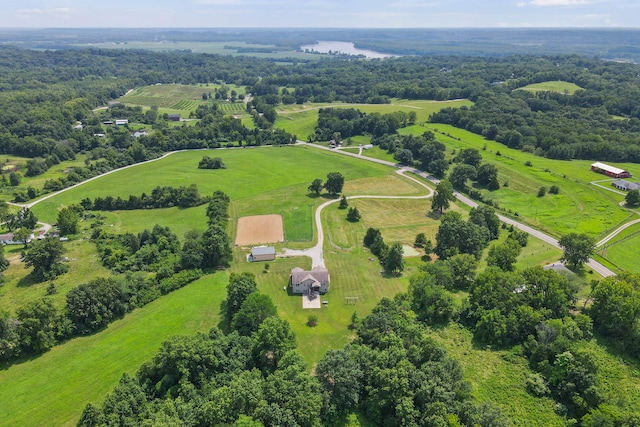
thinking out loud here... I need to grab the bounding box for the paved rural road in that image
[301,142,617,277]
[12,141,617,277]
[282,168,434,267]
[596,218,640,247]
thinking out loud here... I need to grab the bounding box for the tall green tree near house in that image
[226,272,258,320]
[23,236,68,282]
[625,189,640,207]
[57,207,79,236]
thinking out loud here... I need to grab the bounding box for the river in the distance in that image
[300,41,396,59]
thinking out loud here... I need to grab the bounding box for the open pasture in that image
[0,273,227,427]
[399,123,635,238]
[235,214,284,245]
[33,147,392,235]
[596,222,640,274]
[516,80,583,95]
[275,98,473,141]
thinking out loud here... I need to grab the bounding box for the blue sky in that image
[1,0,638,28]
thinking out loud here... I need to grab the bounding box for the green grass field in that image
[275,99,473,141]
[399,123,636,238]
[517,80,584,95]
[1,142,600,426]
[30,146,393,230]
[0,273,227,427]
[596,222,640,274]
[0,239,111,312]
[120,83,246,113]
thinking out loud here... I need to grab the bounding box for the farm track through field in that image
[302,142,618,277]
[13,142,618,277]
[281,168,434,268]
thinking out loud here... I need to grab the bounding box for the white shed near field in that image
[250,246,276,262]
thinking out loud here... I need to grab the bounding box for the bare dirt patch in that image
[235,214,284,245]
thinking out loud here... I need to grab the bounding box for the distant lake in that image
[300,41,395,59]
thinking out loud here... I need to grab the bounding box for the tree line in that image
[80,184,207,211]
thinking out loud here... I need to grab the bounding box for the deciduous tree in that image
[308,178,323,195]
[324,172,344,196]
[449,164,477,191]
[625,189,640,207]
[57,207,79,236]
[226,272,258,320]
[558,232,595,269]
[232,292,277,336]
[487,240,521,271]
[431,179,455,213]
[23,236,68,282]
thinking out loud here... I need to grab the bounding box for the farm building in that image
[0,232,34,245]
[290,266,330,295]
[250,246,276,262]
[115,119,129,126]
[168,114,181,121]
[612,180,640,191]
[591,162,631,178]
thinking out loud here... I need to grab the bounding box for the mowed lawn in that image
[0,273,227,427]
[31,146,394,232]
[400,123,637,238]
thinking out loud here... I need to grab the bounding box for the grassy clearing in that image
[0,153,90,197]
[581,337,640,417]
[0,239,111,313]
[30,146,393,227]
[429,325,566,426]
[516,80,583,95]
[359,145,396,163]
[275,99,473,141]
[0,273,227,427]
[400,123,635,237]
[596,222,640,273]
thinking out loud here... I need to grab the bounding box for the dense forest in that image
[2,46,640,167]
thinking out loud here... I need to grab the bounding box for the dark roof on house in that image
[291,266,329,285]
[251,246,276,256]
[612,180,640,191]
